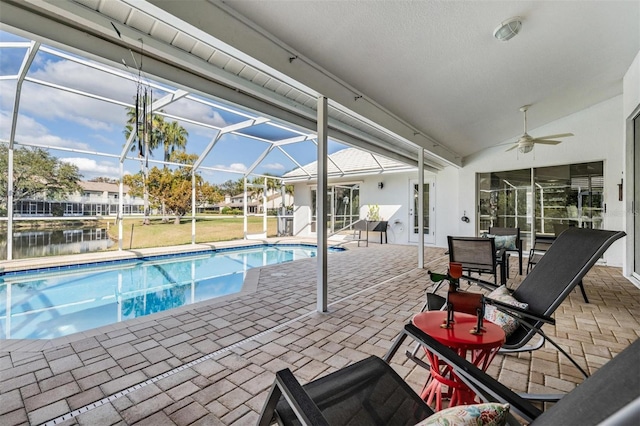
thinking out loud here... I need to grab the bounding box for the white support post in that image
[418,148,425,268]
[243,176,248,239]
[317,96,328,313]
[192,172,196,244]
[7,148,14,260]
[263,177,267,235]
[118,162,124,250]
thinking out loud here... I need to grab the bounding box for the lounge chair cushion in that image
[486,234,517,250]
[484,286,528,336]
[415,403,510,426]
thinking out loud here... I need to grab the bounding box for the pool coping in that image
[0,237,331,274]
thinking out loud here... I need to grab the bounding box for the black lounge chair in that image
[497,227,625,377]
[258,323,640,425]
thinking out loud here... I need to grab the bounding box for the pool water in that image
[0,244,338,340]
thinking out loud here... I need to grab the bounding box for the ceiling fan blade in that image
[534,139,562,145]
[506,144,518,151]
[533,133,574,140]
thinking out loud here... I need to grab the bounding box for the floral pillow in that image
[484,285,528,336]
[415,403,510,426]
[486,234,517,251]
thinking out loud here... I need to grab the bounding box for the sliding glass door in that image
[477,161,604,251]
[310,184,360,233]
[478,168,532,248]
[534,162,604,234]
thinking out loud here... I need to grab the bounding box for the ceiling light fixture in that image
[493,16,522,41]
[518,143,534,154]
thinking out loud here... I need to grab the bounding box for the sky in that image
[0,29,347,184]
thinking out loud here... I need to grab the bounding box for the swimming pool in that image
[0,244,342,340]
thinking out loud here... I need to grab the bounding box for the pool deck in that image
[1,239,639,425]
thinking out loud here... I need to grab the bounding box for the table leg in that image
[421,346,502,410]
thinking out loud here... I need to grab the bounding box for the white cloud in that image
[61,157,120,179]
[19,82,125,132]
[163,100,229,129]
[0,110,92,150]
[261,162,285,171]
[213,162,247,172]
[228,163,248,172]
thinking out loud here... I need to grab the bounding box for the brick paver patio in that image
[1,240,639,425]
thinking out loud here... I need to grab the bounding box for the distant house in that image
[212,189,293,214]
[14,181,145,217]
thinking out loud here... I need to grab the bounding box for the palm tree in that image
[162,120,189,163]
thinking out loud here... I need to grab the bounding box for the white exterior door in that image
[409,179,435,244]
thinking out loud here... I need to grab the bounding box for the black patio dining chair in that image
[258,323,640,426]
[488,226,523,275]
[447,236,507,289]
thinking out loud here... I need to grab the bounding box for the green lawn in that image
[106,216,278,250]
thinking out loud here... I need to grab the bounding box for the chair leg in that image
[518,253,523,275]
[578,280,589,303]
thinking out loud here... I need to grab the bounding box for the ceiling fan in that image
[506,105,574,153]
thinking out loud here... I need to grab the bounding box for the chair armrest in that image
[403,323,543,424]
[485,298,555,325]
[258,368,329,426]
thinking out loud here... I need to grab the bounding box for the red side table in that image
[412,311,505,411]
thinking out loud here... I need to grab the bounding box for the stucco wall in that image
[291,170,438,245]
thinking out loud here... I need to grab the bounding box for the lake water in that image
[0,228,113,260]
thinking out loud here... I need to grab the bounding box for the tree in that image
[219,179,244,196]
[90,177,119,184]
[0,146,82,214]
[251,173,279,195]
[198,181,224,208]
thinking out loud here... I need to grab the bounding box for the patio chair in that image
[488,226,523,275]
[258,323,640,425]
[447,236,507,289]
[491,227,625,379]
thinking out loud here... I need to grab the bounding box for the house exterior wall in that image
[291,170,437,245]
